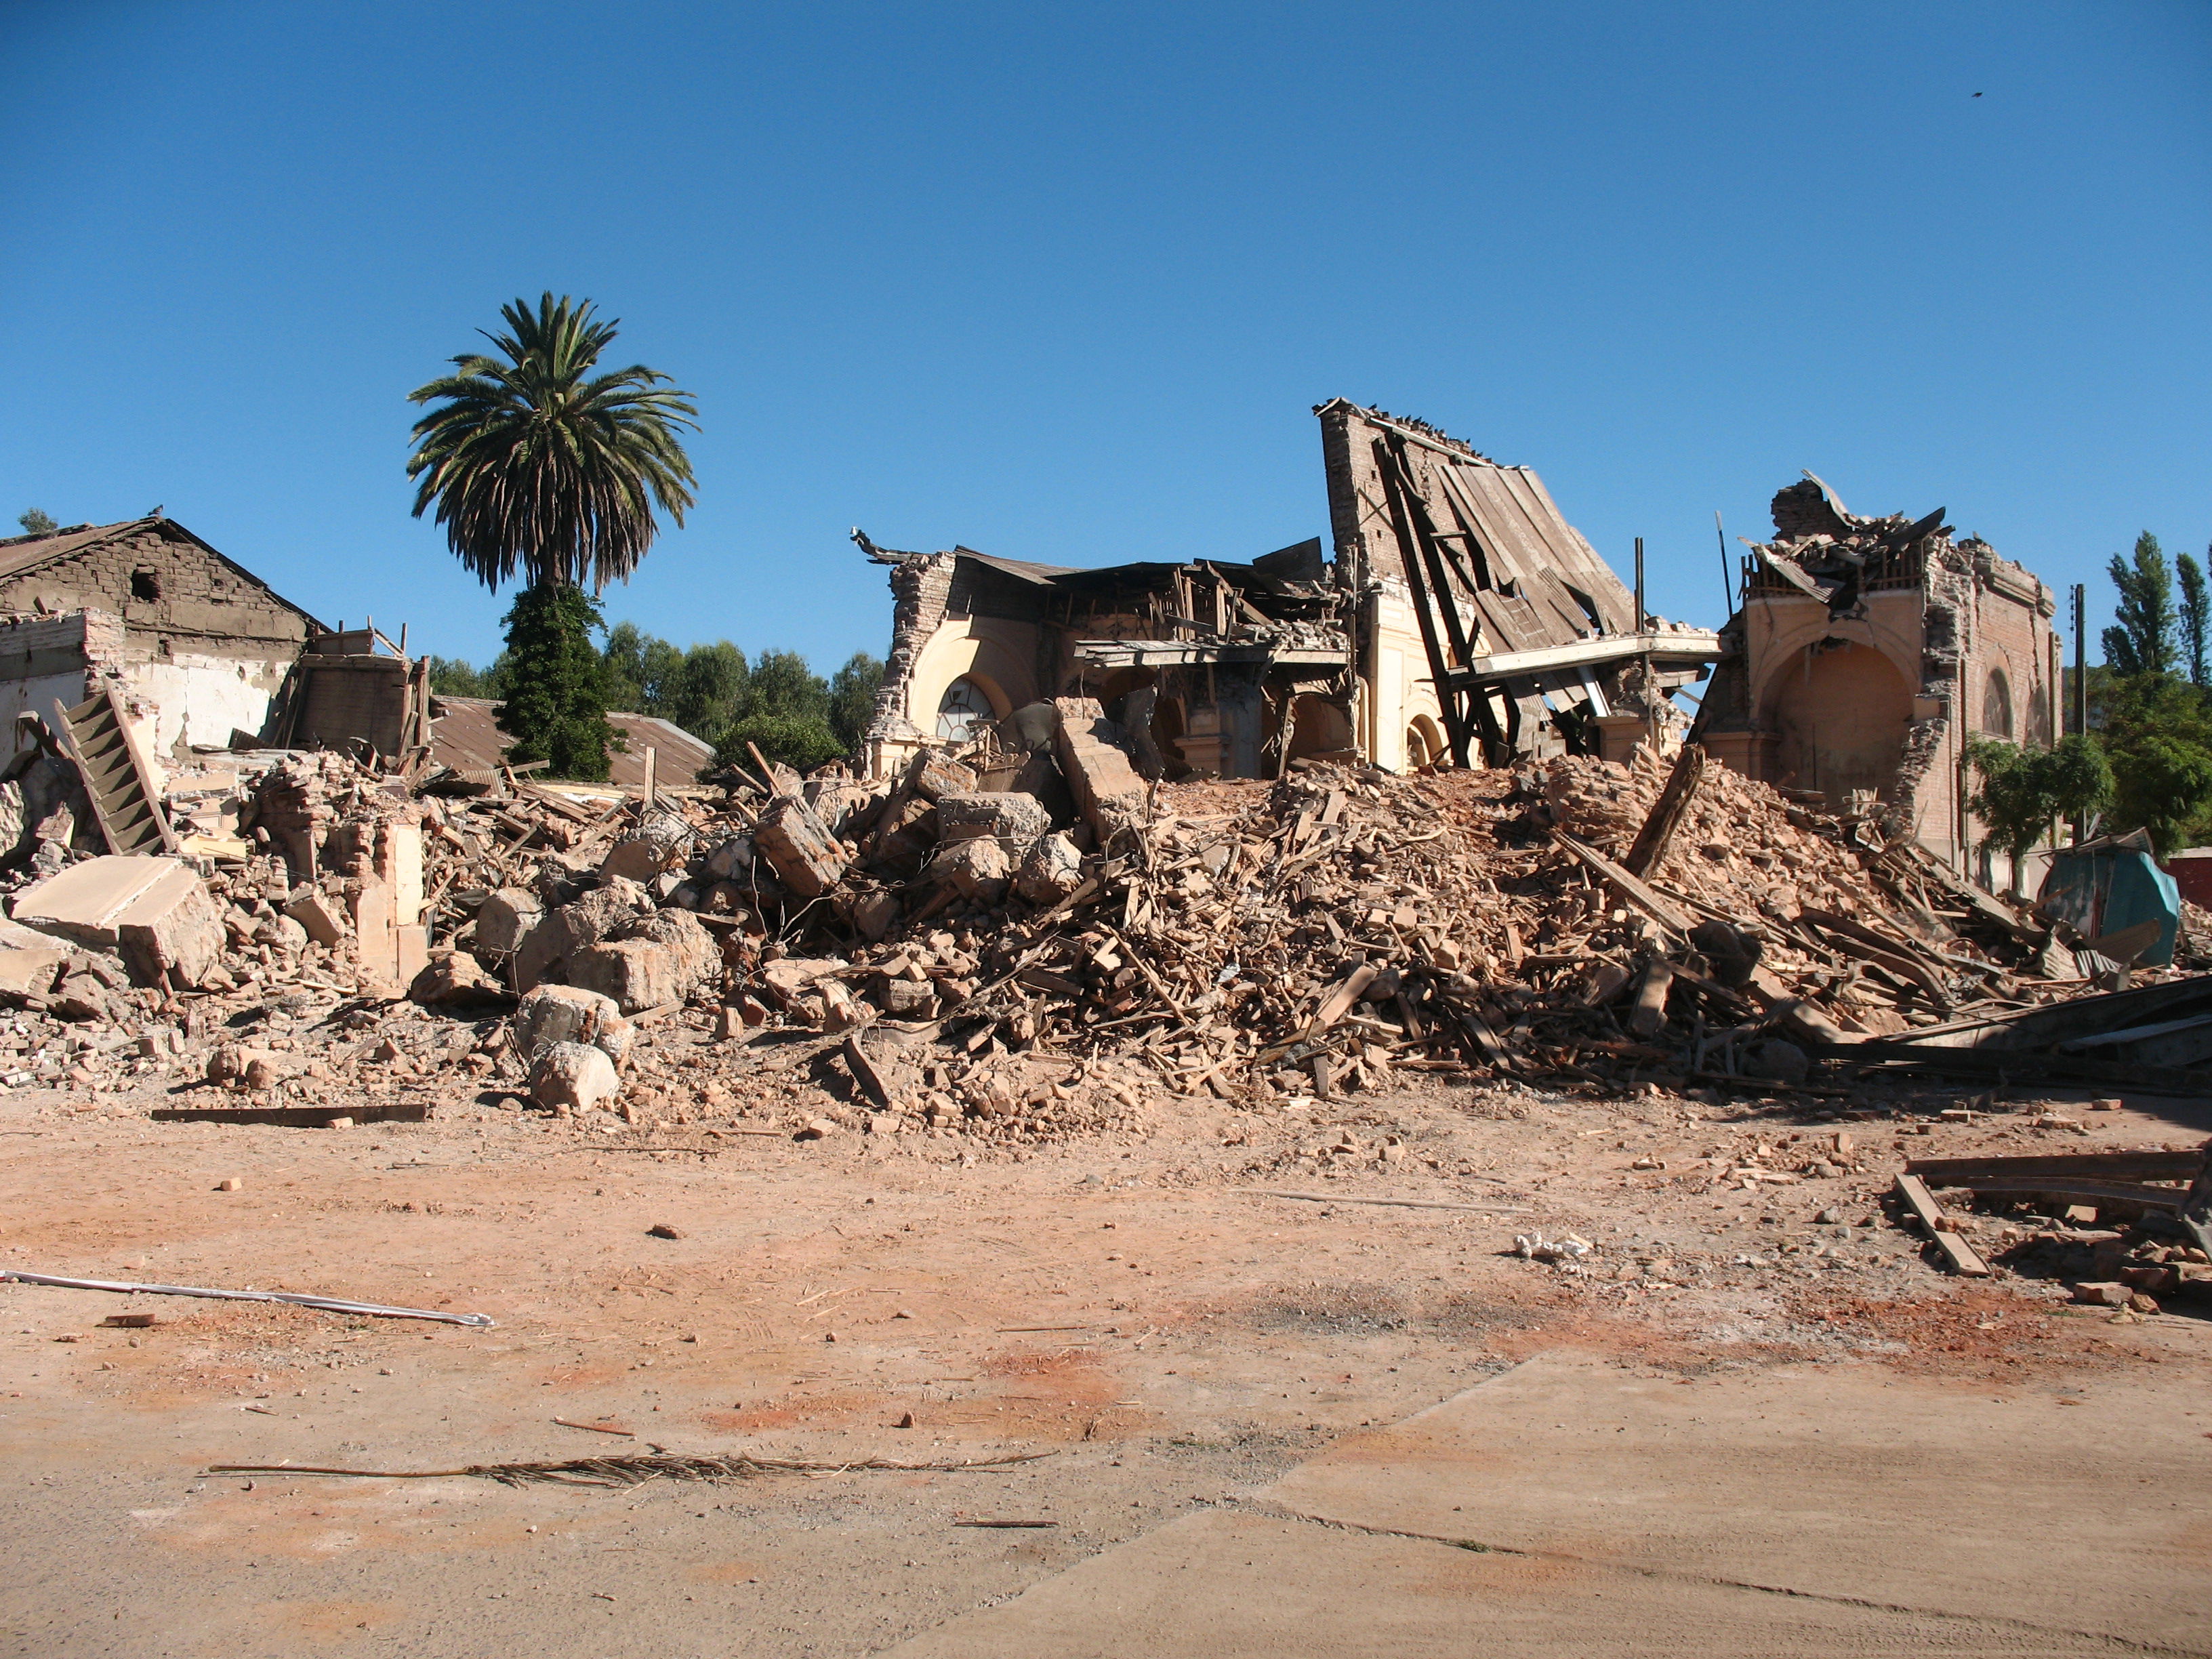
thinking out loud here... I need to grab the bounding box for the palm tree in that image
[405,293,697,777]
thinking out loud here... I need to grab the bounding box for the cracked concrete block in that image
[472,887,542,958]
[600,813,691,884]
[512,983,634,1069]
[12,857,228,989]
[936,792,1053,846]
[1051,698,1146,840]
[284,893,347,949]
[1015,832,1084,905]
[906,752,977,803]
[0,919,70,1003]
[528,1041,619,1114]
[929,836,1009,904]
[512,882,651,993]
[408,948,512,1008]
[753,796,848,898]
[567,938,690,1015]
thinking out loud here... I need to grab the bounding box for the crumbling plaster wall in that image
[0,527,308,661]
[0,525,310,762]
[863,552,1047,779]
[0,609,288,785]
[122,652,289,765]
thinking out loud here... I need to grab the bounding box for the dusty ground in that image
[3,1057,2209,1656]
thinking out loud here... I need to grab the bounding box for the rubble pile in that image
[0,691,2137,1138]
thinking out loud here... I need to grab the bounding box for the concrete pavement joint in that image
[1252,1502,2212,1658]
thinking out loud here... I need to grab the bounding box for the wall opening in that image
[131,569,161,602]
[1286,694,1355,762]
[1763,638,1914,812]
[1406,714,1446,769]
[1983,667,2013,739]
[934,676,994,742]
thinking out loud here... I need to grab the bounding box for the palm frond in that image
[405,292,698,592]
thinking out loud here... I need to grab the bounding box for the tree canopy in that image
[2179,548,2210,688]
[429,629,885,774]
[405,293,697,594]
[2102,531,2175,678]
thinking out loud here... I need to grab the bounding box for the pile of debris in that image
[0,690,2179,1139]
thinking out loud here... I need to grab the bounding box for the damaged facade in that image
[0,516,322,773]
[861,403,1723,782]
[1702,476,2060,877]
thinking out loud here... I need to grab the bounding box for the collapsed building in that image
[0,514,323,770]
[1702,476,2061,880]
[859,402,1725,783]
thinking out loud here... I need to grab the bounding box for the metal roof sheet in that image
[428,697,716,790]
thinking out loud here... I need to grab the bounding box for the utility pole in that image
[1635,536,1653,750]
[2072,581,2088,845]
[1714,511,1732,613]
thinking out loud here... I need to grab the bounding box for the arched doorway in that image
[1406,714,1446,770]
[1765,640,1913,810]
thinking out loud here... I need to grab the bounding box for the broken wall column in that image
[863,552,956,780]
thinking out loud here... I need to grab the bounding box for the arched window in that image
[935,676,994,742]
[1983,668,2013,739]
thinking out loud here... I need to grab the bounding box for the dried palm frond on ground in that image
[207,1450,1052,1488]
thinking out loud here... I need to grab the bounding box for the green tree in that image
[601,621,687,716]
[2100,672,2212,852]
[716,711,844,774]
[2182,548,2212,687]
[495,586,621,779]
[425,655,489,697]
[827,652,885,751]
[2102,531,2175,678]
[672,642,749,741]
[16,508,56,537]
[405,293,697,779]
[746,649,831,722]
[1965,734,2114,886]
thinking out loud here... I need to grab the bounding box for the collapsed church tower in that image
[1700,474,2061,878]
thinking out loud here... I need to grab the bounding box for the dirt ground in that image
[3,1057,2209,1656]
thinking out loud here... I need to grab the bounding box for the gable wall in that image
[0,526,310,659]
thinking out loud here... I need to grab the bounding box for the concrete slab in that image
[0,916,69,999]
[1267,1353,2212,1652]
[884,1353,2212,1658]
[882,1508,2114,1658]
[10,855,174,946]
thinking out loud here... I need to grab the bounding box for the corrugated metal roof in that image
[958,550,1083,583]
[1317,400,1640,663]
[428,696,716,789]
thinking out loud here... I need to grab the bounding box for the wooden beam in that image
[1551,830,1694,935]
[1893,1174,1992,1276]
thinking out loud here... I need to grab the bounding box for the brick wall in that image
[0,523,308,659]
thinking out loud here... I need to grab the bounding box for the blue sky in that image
[2,1,2206,674]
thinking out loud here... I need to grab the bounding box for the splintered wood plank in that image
[1622,743,1704,877]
